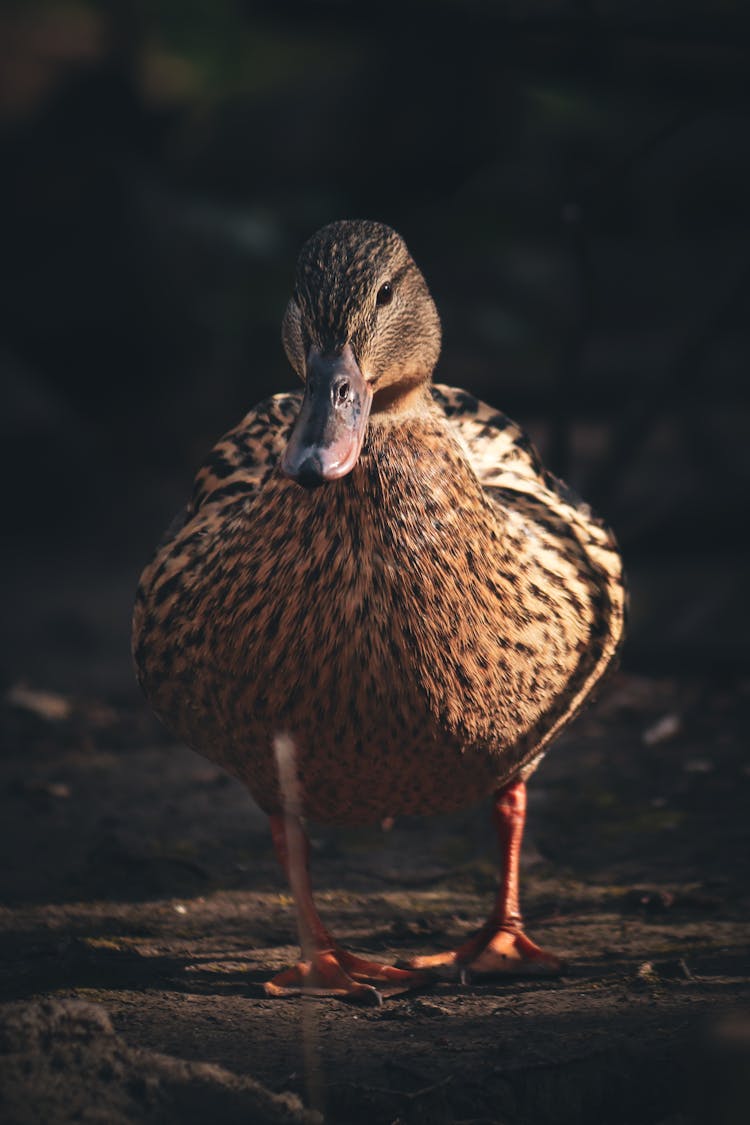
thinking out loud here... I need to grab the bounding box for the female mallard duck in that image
[133,220,625,1003]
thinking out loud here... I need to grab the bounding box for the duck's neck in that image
[370,376,432,417]
[353,405,490,523]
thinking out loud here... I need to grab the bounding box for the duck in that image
[132,219,626,1004]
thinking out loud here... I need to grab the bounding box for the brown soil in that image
[1,672,749,1125]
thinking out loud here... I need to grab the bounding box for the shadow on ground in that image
[1,672,749,1124]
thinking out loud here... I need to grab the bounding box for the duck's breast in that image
[133,391,625,823]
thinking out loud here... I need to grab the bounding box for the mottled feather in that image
[133,382,625,824]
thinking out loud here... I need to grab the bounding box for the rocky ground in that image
[1,671,749,1124]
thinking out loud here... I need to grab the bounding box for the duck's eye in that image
[376,282,393,307]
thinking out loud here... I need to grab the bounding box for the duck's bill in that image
[281,344,373,488]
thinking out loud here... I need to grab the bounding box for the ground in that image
[1,672,749,1125]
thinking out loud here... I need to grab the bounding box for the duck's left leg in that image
[407,779,564,979]
[264,813,429,1003]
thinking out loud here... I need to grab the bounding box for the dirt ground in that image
[1,671,749,1125]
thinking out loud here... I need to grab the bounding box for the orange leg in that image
[407,780,564,979]
[264,814,428,1003]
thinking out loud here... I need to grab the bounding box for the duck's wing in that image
[186,391,302,518]
[431,382,626,772]
[138,390,301,601]
[431,382,620,572]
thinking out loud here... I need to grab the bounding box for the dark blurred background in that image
[3,0,750,704]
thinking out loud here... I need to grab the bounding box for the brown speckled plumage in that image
[133,218,625,831]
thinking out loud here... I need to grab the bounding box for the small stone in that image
[46,782,72,799]
[642,714,681,746]
[5,684,72,721]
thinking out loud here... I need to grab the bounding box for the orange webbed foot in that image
[264,947,430,1004]
[405,925,564,981]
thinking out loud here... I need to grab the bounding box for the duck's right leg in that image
[264,813,429,1004]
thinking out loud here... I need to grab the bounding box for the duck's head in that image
[280,219,441,488]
